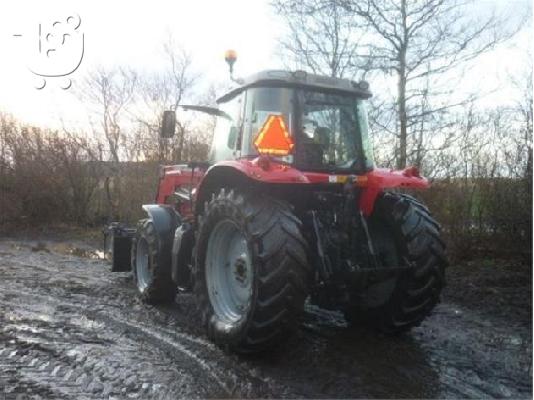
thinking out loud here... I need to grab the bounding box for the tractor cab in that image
[209,70,375,174]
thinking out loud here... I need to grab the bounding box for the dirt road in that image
[0,235,531,399]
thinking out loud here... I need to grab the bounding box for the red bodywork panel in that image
[155,165,205,217]
[357,166,429,215]
[156,158,429,218]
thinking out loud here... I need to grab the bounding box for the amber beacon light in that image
[224,49,238,73]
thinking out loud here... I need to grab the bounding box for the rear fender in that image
[359,167,429,216]
[194,158,318,214]
[142,204,181,237]
[194,163,259,215]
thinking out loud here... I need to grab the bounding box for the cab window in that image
[242,87,293,163]
[209,93,243,162]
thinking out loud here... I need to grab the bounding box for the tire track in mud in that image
[0,247,237,397]
[0,287,278,399]
[0,244,285,398]
[0,240,531,399]
[1,294,271,396]
[0,295,225,399]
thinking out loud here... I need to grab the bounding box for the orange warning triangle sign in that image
[253,114,294,156]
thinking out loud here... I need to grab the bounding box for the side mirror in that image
[160,110,176,138]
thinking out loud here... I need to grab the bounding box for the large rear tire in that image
[131,218,176,304]
[194,189,310,353]
[345,193,447,333]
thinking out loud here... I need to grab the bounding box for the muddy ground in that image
[0,231,531,399]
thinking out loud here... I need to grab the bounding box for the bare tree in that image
[177,82,223,162]
[134,35,197,162]
[508,52,533,181]
[342,0,522,169]
[272,0,370,78]
[77,66,138,218]
[80,67,137,163]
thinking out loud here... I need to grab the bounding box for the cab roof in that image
[216,70,372,104]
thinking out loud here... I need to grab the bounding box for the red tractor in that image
[106,57,446,353]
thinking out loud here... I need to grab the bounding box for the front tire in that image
[345,193,447,333]
[131,219,176,304]
[194,189,310,353]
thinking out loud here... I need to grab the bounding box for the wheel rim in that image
[206,220,253,324]
[136,237,152,291]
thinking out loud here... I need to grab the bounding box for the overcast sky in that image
[0,0,531,131]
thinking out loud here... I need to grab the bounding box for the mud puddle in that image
[49,242,105,260]
[7,240,105,260]
[0,237,531,399]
